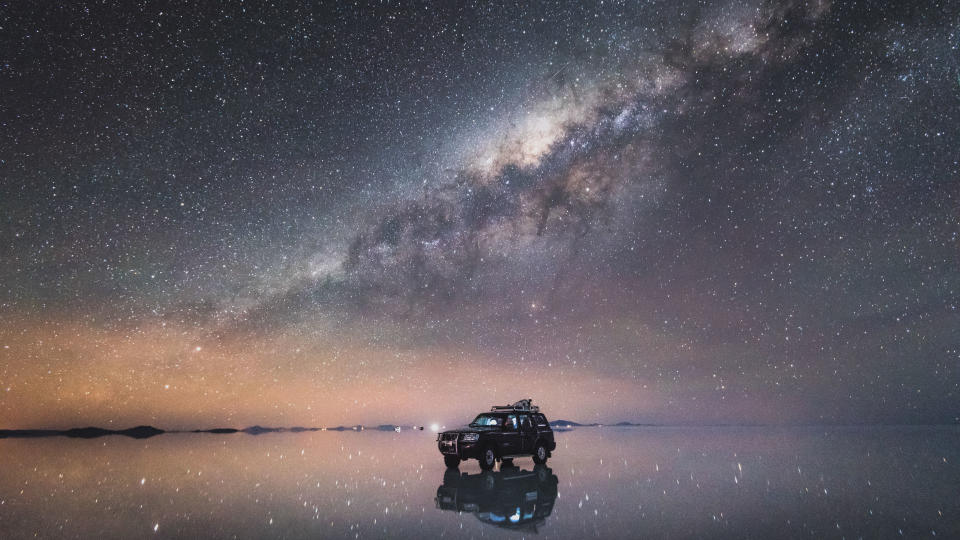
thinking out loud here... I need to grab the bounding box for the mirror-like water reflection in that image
[436,465,558,533]
[1,426,958,538]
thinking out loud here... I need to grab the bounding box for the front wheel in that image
[444,455,461,468]
[533,442,548,464]
[479,446,496,470]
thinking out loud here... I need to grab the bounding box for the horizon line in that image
[3,420,959,433]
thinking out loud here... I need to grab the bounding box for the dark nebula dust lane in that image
[1,1,958,429]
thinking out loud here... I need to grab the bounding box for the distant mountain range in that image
[192,426,325,435]
[0,426,165,439]
[549,420,654,427]
[0,424,424,439]
[0,421,655,439]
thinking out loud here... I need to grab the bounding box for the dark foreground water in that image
[1,426,958,539]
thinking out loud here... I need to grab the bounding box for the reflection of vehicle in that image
[436,399,556,469]
[435,465,558,533]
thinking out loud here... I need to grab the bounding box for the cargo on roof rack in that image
[490,398,539,413]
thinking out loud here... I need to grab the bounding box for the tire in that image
[479,445,496,470]
[534,464,549,482]
[444,455,461,468]
[533,442,548,464]
[443,468,461,485]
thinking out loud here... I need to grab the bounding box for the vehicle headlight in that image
[462,433,479,442]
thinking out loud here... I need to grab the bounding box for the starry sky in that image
[1,1,958,429]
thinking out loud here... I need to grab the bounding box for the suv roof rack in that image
[491,399,539,413]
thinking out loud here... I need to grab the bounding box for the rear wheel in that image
[479,446,496,470]
[443,455,461,468]
[533,442,548,464]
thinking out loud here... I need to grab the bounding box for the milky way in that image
[1,1,958,428]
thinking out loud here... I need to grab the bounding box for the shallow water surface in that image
[1,426,958,538]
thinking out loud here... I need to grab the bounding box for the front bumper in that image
[437,436,480,459]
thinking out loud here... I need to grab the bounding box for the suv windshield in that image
[469,414,503,427]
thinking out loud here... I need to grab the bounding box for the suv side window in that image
[504,415,518,431]
[534,414,548,427]
[519,415,532,431]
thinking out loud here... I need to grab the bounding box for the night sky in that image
[1,1,958,429]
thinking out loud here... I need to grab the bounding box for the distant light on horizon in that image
[430,423,440,432]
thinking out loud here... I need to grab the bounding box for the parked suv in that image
[436,399,556,469]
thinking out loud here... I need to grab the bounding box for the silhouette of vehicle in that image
[435,464,558,533]
[436,399,556,469]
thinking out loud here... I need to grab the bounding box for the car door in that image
[534,413,553,445]
[500,414,521,455]
[519,414,536,453]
